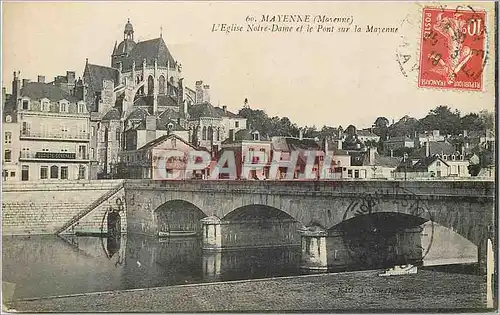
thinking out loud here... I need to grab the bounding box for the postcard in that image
[1,1,497,313]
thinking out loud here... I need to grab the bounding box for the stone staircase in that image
[55,182,124,235]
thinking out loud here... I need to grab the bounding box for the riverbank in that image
[6,270,488,312]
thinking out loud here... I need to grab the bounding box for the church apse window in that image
[147,76,154,95]
[159,76,166,95]
[202,126,207,141]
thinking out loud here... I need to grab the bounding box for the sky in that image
[2,1,496,129]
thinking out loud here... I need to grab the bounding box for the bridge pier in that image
[477,229,496,308]
[201,216,222,250]
[299,227,328,271]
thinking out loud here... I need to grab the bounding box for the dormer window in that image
[167,123,174,130]
[78,102,86,113]
[41,99,50,112]
[22,99,30,110]
[59,101,68,113]
[5,115,12,123]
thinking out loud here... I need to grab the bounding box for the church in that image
[81,19,247,178]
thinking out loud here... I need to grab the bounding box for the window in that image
[22,122,30,135]
[5,132,12,144]
[40,166,48,179]
[116,128,121,141]
[436,161,441,167]
[171,138,177,148]
[452,155,456,161]
[5,115,12,123]
[60,166,68,179]
[10,171,15,177]
[78,145,87,159]
[42,101,50,112]
[235,121,239,128]
[78,103,85,113]
[436,170,441,177]
[50,165,59,179]
[21,165,29,181]
[78,165,86,179]
[91,126,96,137]
[443,155,447,160]
[4,149,12,162]
[347,170,353,178]
[354,170,360,178]
[22,100,29,110]
[59,102,68,113]
[91,148,95,159]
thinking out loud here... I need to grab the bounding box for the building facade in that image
[5,72,91,181]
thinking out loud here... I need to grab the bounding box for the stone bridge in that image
[124,179,494,245]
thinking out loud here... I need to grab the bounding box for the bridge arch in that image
[219,204,304,248]
[154,200,207,236]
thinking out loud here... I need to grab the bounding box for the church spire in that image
[160,26,163,38]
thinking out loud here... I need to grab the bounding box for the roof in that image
[122,38,176,71]
[85,63,119,92]
[357,129,379,137]
[372,153,401,167]
[115,39,136,55]
[214,106,241,118]
[137,133,195,151]
[412,141,456,159]
[102,108,121,121]
[271,136,321,152]
[20,82,79,103]
[396,155,448,172]
[386,136,413,142]
[188,102,222,119]
[126,107,149,120]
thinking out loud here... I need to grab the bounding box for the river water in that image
[2,234,486,307]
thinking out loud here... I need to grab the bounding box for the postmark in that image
[338,187,435,268]
[418,7,487,91]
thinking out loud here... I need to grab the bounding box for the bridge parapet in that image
[124,179,494,200]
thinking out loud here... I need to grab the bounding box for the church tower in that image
[111,19,137,69]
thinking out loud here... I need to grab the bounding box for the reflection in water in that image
[2,229,477,300]
[2,234,302,299]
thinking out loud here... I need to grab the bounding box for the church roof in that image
[20,82,79,103]
[115,39,136,55]
[102,108,121,121]
[126,107,149,120]
[133,95,178,108]
[85,63,119,92]
[122,38,176,71]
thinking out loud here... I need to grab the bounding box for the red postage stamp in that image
[418,7,486,91]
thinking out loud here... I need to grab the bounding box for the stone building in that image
[3,71,91,181]
[80,19,246,178]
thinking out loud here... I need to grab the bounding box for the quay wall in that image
[2,180,126,235]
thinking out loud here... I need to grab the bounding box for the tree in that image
[460,113,484,132]
[479,110,495,130]
[419,105,461,135]
[373,116,390,140]
[388,115,420,137]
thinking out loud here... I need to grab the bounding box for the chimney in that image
[324,137,329,153]
[390,149,394,158]
[229,129,234,142]
[425,141,430,157]
[145,115,156,131]
[37,75,45,83]
[299,129,303,140]
[463,130,468,137]
[203,84,210,103]
[222,105,227,113]
[66,71,75,84]
[12,71,21,101]
[22,79,31,87]
[177,118,181,125]
[369,147,376,165]
[337,139,342,150]
[195,80,203,104]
